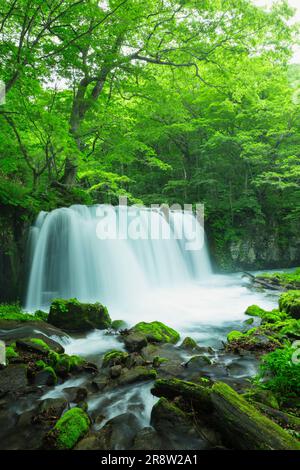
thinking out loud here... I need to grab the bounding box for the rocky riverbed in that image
[0,293,300,450]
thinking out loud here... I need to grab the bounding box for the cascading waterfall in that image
[25,204,212,312]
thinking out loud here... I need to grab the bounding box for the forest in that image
[0,0,300,455]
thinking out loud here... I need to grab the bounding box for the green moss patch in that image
[132,321,180,344]
[45,407,90,449]
[279,291,300,319]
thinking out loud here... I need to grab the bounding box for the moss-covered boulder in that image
[245,305,288,323]
[44,407,90,449]
[131,321,180,344]
[279,290,300,319]
[227,330,244,342]
[102,350,129,368]
[48,298,111,331]
[211,382,300,450]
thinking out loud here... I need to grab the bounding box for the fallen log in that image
[242,272,283,291]
[211,382,300,450]
[151,378,213,412]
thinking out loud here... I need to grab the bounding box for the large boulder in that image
[44,407,90,449]
[122,321,180,353]
[151,397,211,450]
[75,413,140,450]
[0,364,28,395]
[279,290,300,319]
[48,298,111,332]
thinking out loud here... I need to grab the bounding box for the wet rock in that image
[0,321,67,339]
[48,298,111,332]
[91,375,108,391]
[0,364,28,395]
[34,368,57,386]
[77,413,141,450]
[38,397,69,418]
[117,366,157,386]
[63,387,88,403]
[132,427,162,450]
[185,355,212,370]
[0,408,17,439]
[179,337,200,352]
[16,336,64,354]
[110,365,122,379]
[123,332,148,352]
[151,397,209,450]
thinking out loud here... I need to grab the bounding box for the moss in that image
[211,382,300,450]
[256,269,300,290]
[29,338,50,351]
[5,343,19,361]
[227,330,244,342]
[111,319,127,331]
[45,407,90,449]
[180,336,198,350]
[245,305,267,317]
[279,291,300,318]
[0,309,45,322]
[48,298,111,331]
[34,310,48,321]
[132,321,180,344]
[244,318,254,325]
[43,366,58,384]
[102,349,128,368]
[153,356,168,368]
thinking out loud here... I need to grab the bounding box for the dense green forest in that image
[1,0,300,300]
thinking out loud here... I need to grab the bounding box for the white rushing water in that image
[25,204,278,349]
[25,204,211,311]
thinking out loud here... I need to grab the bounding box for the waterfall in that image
[25,204,212,312]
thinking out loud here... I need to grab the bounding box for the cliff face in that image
[0,205,31,303]
[210,228,300,272]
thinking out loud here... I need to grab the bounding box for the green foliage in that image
[0,304,45,322]
[279,291,300,318]
[255,344,300,403]
[0,0,299,272]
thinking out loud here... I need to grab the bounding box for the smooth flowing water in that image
[25,203,279,349]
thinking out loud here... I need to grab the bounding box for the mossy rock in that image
[102,350,129,368]
[245,305,267,317]
[48,298,111,331]
[5,343,19,362]
[227,330,244,342]
[245,305,287,323]
[44,407,90,449]
[211,382,300,450]
[279,291,300,319]
[117,366,157,385]
[179,336,198,351]
[131,321,180,344]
